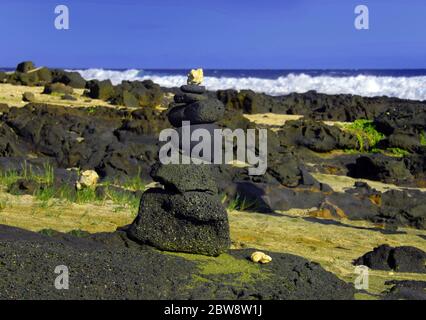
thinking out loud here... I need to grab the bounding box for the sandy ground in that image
[0,83,115,108]
[312,172,426,193]
[244,113,350,130]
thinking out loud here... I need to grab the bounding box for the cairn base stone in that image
[127,188,230,256]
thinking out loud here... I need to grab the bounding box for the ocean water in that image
[3,67,426,101]
[71,69,426,101]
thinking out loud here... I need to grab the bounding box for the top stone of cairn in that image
[187,68,204,85]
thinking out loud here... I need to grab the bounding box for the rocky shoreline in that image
[0,61,425,300]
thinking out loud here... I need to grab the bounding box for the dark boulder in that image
[354,244,426,273]
[183,99,225,124]
[378,189,426,229]
[33,67,53,84]
[0,71,7,83]
[110,90,139,108]
[374,105,426,135]
[405,148,426,184]
[167,103,187,127]
[387,132,421,153]
[127,188,230,256]
[217,89,278,114]
[112,80,164,107]
[51,69,86,88]
[87,80,115,100]
[7,70,44,86]
[348,155,413,184]
[353,244,393,271]
[16,61,35,73]
[382,281,426,300]
[267,155,306,187]
[278,120,359,152]
[167,99,225,126]
[388,246,426,273]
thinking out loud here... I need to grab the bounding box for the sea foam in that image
[73,69,426,101]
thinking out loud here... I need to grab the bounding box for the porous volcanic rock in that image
[51,69,87,88]
[278,119,359,152]
[382,280,426,300]
[127,188,230,256]
[0,224,355,299]
[348,155,413,184]
[87,79,115,100]
[16,61,35,73]
[150,162,218,194]
[354,244,426,273]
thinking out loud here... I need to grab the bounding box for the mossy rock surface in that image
[0,224,355,300]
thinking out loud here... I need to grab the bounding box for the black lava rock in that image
[16,61,35,73]
[278,120,359,152]
[87,80,115,100]
[348,155,413,184]
[382,280,426,300]
[127,188,230,256]
[174,92,208,104]
[167,103,187,127]
[353,244,394,271]
[151,162,218,194]
[184,99,225,124]
[354,244,426,273]
[0,71,7,83]
[111,80,164,108]
[181,84,206,94]
[0,224,355,299]
[51,69,87,89]
[388,246,426,273]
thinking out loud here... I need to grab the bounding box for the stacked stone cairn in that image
[127,69,230,256]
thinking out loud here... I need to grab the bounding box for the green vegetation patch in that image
[343,120,385,152]
[0,164,141,212]
[164,251,270,288]
[385,148,411,157]
[222,194,259,212]
[420,131,426,146]
[0,162,54,187]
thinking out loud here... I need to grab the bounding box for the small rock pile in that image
[127,70,230,256]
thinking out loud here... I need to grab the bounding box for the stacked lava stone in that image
[127,80,230,256]
[168,84,225,128]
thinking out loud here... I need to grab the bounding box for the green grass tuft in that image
[120,167,146,191]
[386,148,411,157]
[343,120,385,152]
[0,166,140,211]
[223,194,258,212]
[420,131,426,146]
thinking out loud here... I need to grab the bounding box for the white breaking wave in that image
[73,68,426,101]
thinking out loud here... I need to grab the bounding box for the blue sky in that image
[0,0,425,69]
